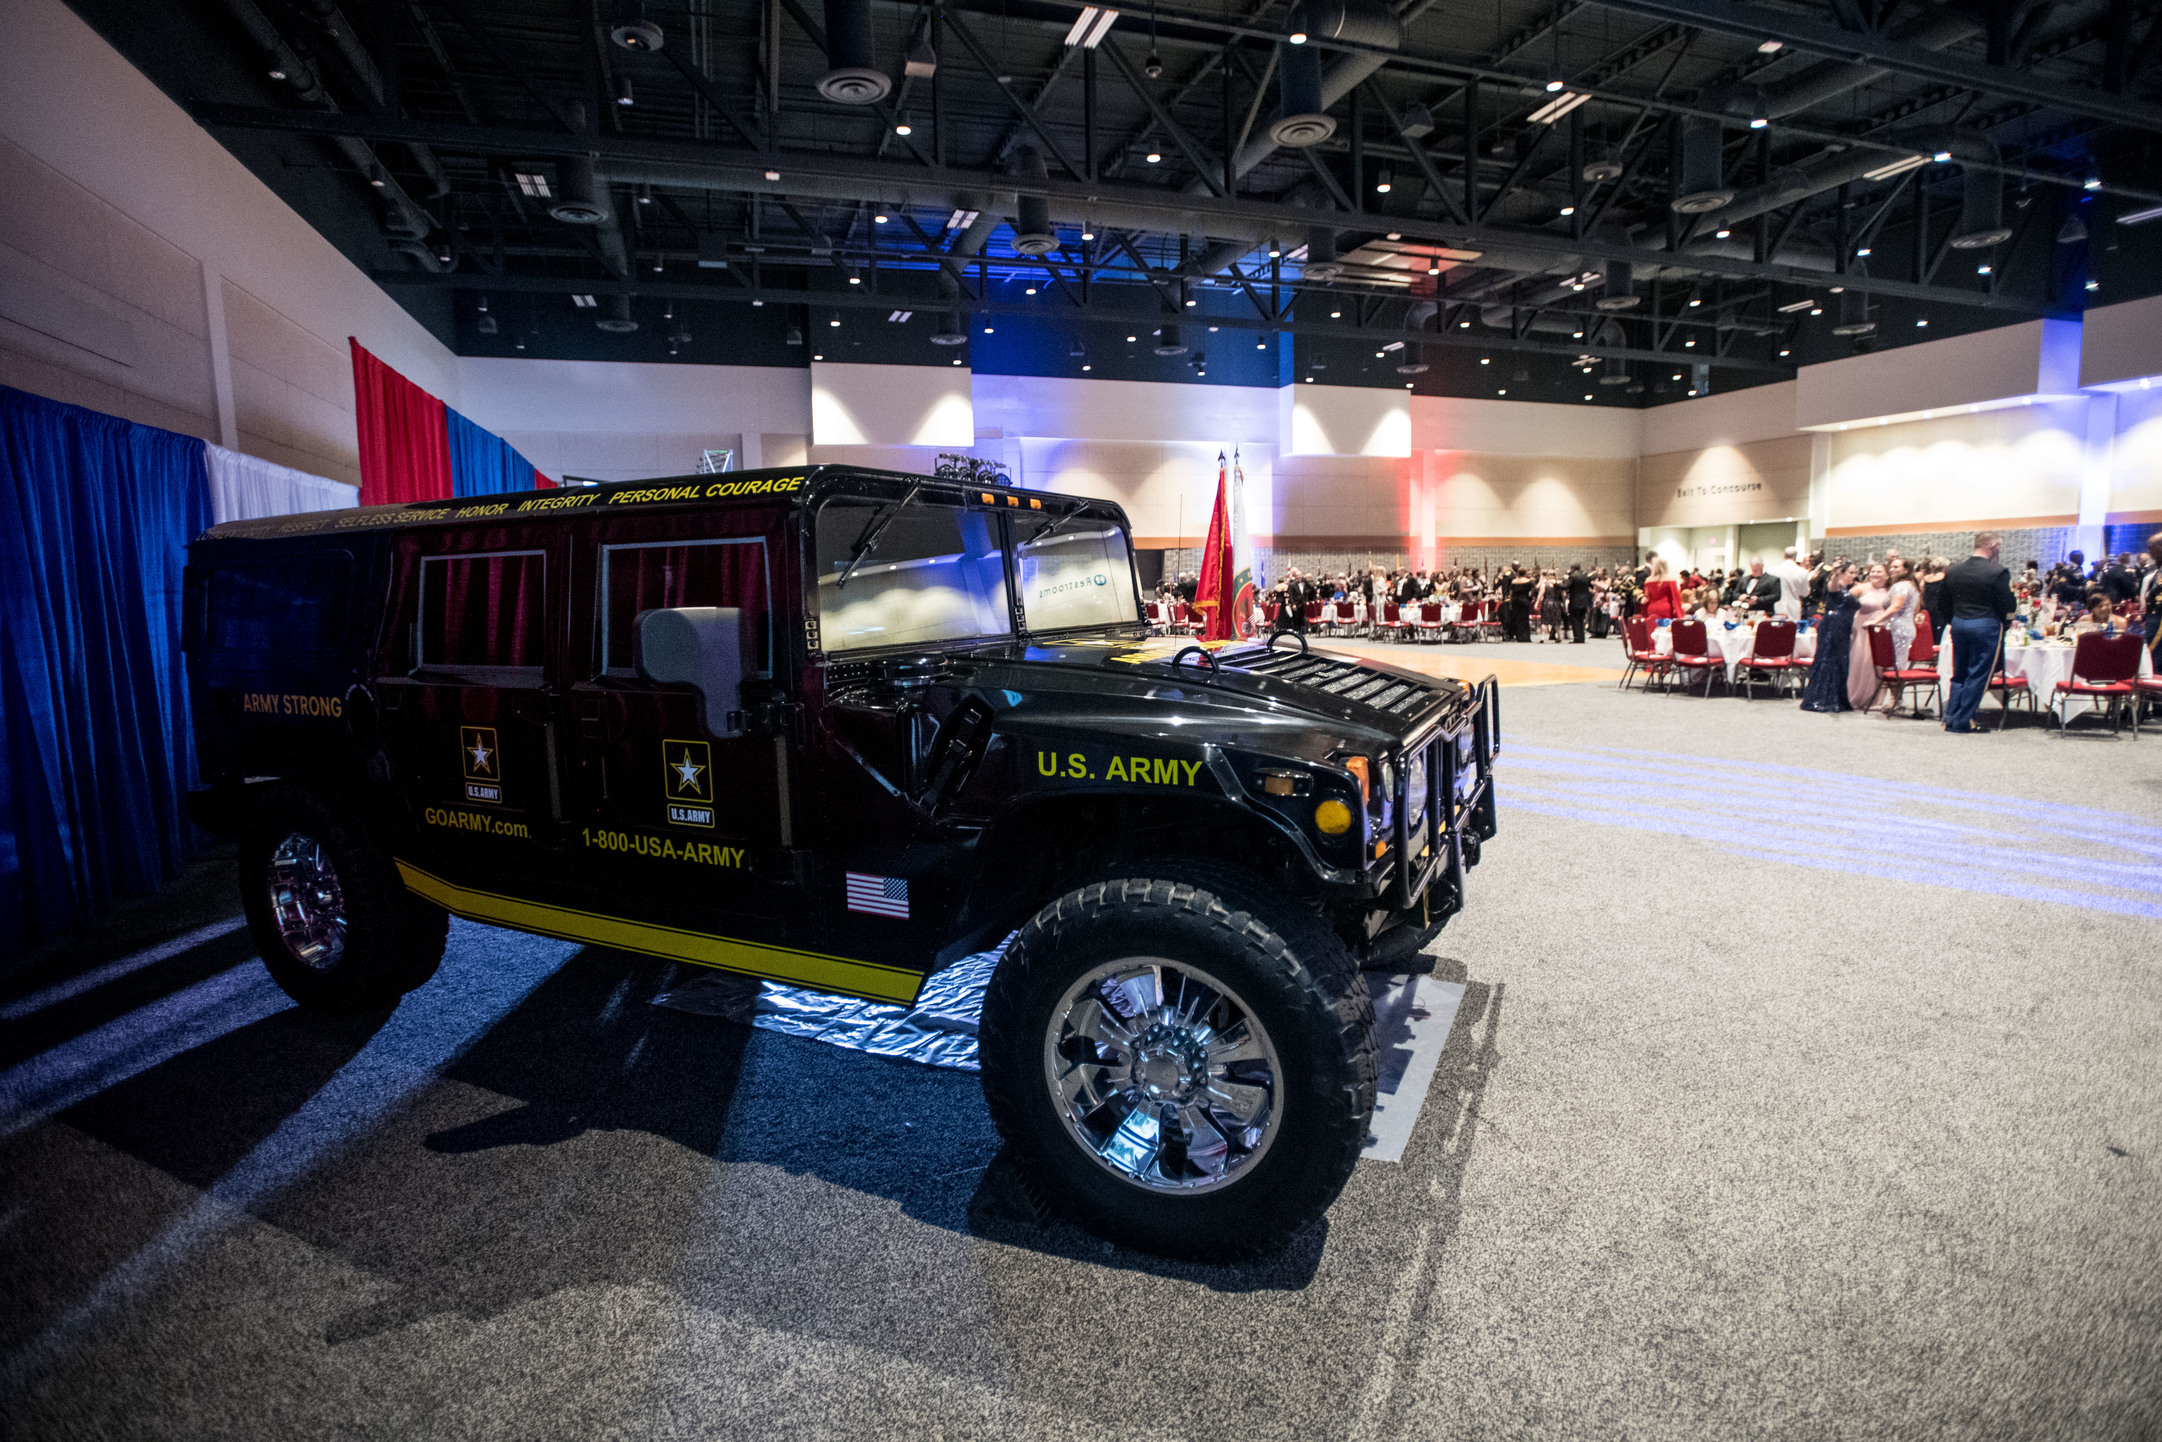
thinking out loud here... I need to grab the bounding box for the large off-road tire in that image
[979,867,1376,1259]
[239,783,448,1012]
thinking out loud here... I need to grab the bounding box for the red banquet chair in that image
[2051,631,2145,736]
[1668,619,1723,697]
[1479,598,1505,641]
[1737,619,1798,700]
[1619,617,1673,692]
[1302,601,1325,630]
[1172,601,1194,632]
[1865,624,1940,719]
[1907,621,1938,669]
[1379,599,1405,641]
[1262,601,1281,630]
[1415,601,1446,642]
[1332,599,1359,636]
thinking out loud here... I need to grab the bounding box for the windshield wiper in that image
[833,476,928,590]
[1021,508,1093,548]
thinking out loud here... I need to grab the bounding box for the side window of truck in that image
[415,551,547,679]
[597,537,772,676]
[207,555,351,655]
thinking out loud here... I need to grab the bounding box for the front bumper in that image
[1374,675,1500,921]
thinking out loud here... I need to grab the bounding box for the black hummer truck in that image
[184,465,1497,1257]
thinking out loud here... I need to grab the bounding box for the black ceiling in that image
[70,0,2162,406]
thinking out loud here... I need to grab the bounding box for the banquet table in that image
[1652,620,1815,681]
[1935,633,2154,721]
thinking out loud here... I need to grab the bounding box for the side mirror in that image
[634,607,748,738]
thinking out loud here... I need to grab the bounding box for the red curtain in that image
[351,339,453,507]
[424,553,547,668]
[602,541,770,670]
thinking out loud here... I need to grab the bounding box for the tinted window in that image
[419,551,547,669]
[814,502,1011,653]
[209,557,350,654]
[1015,517,1138,632]
[600,538,771,674]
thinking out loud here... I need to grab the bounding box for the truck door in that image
[376,526,567,890]
[561,517,787,926]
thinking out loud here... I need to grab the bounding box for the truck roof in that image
[196,464,1095,544]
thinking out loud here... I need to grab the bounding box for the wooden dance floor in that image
[1318,639,1626,688]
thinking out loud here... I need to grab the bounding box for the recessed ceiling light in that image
[873,213,888,223]
[1480,357,1490,364]
[1916,318,1929,326]
[1688,298,1701,307]
[1331,310,1342,318]
[894,122,912,135]
[1146,152,1162,164]
[1546,79,1565,92]
[1559,205,1575,216]
[1025,286,1037,294]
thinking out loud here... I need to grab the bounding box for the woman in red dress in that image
[1641,556,1683,621]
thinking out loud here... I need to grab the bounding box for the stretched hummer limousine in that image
[183,465,1498,1256]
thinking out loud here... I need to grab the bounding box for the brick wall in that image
[1811,526,2076,570]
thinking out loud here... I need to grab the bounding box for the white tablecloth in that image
[1653,621,1813,679]
[1935,632,2153,719]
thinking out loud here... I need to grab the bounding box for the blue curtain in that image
[446,406,539,497]
[0,386,212,953]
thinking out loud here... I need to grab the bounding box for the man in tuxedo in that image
[1942,531,2017,733]
[1740,558,1782,616]
[1282,568,1316,633]
[1564,564,1593,643]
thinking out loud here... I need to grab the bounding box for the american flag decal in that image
[845,872,910,919]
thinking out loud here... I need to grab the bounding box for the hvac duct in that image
[1595,260,1639,311]
[1701,4,1988,127]
[1672,116,1734,214]
[596,294,638,333]
[1830,288,1875,336]
[1154,325,1188,356]
[216,0,436,244]
[550,153,612,225]
[1260,0,1400,156]
[1009,147,1059,255]
[1302,227,1343,282]
[818,0,891,105]
[299,0,449,197]
[1698,129,2011,250]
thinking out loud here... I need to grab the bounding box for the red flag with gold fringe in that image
[1193,454,1236,642]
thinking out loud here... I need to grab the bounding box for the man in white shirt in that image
[1769,546,1811,621]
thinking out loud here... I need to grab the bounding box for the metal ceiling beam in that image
[190,102,2067,317]
[1579,0,2162,132]
[366,266,1789,370]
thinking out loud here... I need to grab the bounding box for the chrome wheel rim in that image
[266,831,347,970]
[1042,958,1283,1194]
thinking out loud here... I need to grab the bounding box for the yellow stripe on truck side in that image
[395,860,925,1005]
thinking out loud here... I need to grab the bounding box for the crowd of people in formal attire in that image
[1153,531,2162,731]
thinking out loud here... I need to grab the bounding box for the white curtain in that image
[203,443,358,523]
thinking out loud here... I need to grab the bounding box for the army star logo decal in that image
[662,738,715,827]
[459,726,503,804]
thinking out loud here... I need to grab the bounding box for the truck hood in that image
[951,633,1473,760]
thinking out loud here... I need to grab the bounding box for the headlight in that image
[1405,750,1429,821]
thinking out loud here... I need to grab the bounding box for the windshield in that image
[814,500,1012,653]
[1015,514,1139,633]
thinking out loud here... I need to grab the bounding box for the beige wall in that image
[1429,452,1636,545]
[2107,386,2162,526]
[1824,401,2087,536]
[0,0,460,487]
[1637,435,1813,530]
[1016,438,1259,550]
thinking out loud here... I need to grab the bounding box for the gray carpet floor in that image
[3,644,2158,1441]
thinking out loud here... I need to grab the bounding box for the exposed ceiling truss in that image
[126,0,2162,388]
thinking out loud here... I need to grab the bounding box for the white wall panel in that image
[973,374,1276,445]
[810,361,971,446]
[1795,320,2083,429]
[2080,294,2162,389]
[1639,381,1797,456]
[1279,384,1411,457]
[1414,393,1642,458]
[1824,400,2088,533]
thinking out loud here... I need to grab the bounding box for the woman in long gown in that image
[1800,561,1860,713]
[1884,557,1921,666]
[1847,562,1894,710]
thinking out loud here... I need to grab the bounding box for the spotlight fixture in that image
[1857,246,1872,256]
[268,67,287,80]
[1256,339,1266,349]
[984,324,995,333]
[1758,38,1783,51]
[2086,279,2100,290]
[1977,264,1992,275]
[894,120,913,136]
[1025,286,1038,295]
[1144,51,1164,78]
[1267,241,1282,258]
[873,213,888,224]
[1559,205,1575,217]
[1545,79,1565,92]
[1810,307,1823,315]
[615,75,635,106]
[829,313,842,326]
[1288,26,1307,43]
[1932,150,1952,163]
[1748,117,1767,129]
[1082,226,1096,240]
[1916,318,1929,326]
[1330,309,1342,318]
[1714,228,1732,239]
[2084,176,2103,190]
[847,268,861,285]
[1374,168,1393,194]
[1145,151,1162,164]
